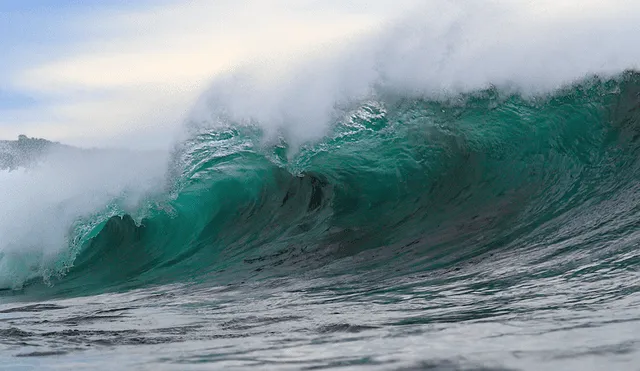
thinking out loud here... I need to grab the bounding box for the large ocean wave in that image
[1,1,640,297]
[2,71,640,297]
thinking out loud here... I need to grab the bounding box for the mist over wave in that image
[190,0,640,144]
[0,143,168,289]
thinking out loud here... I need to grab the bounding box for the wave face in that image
[4,71,639,297]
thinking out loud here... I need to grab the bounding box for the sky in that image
[0,1,638,150]
[0,0,426,149]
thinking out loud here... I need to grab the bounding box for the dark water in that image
[1,72,640,370]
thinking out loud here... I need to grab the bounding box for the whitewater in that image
[1,1,640,370]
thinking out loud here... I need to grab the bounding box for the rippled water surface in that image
[2,257,639,370]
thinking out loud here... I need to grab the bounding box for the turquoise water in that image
[1,72,640,369]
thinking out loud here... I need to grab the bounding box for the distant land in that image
[1,135,167,171]
[0,135,70,170]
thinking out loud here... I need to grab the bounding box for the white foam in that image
[191,0,640,145]
[0,147,168,288]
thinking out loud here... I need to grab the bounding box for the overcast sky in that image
[0,0,637,149]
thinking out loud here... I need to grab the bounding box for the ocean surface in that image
[0,70,639,370]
